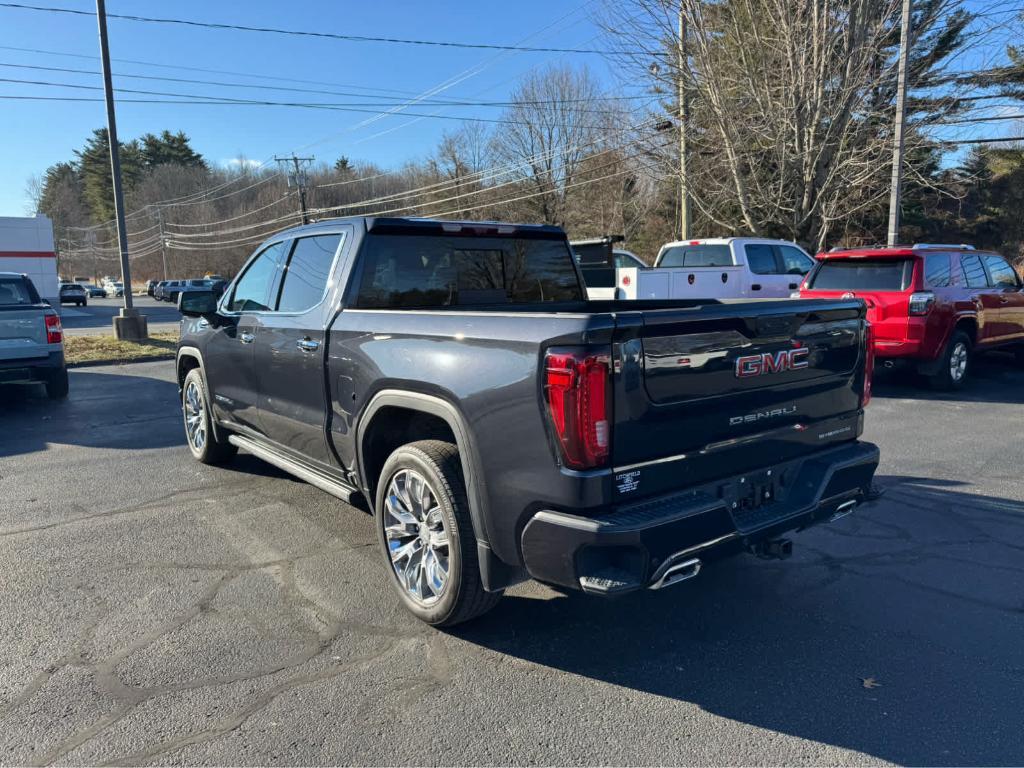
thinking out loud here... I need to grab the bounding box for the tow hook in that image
[750,538,793,560]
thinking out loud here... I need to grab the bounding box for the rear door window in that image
[925,253,953,287]
[960,254,988,289]
[807,259,913,291]
[355,234,582,308]
[658,244,732,268]
[982,254,1020,288]
[744,244,778,274]
[277,234,343,313]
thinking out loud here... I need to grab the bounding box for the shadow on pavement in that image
[873,351,1024,405]
[0,368,184,457]
[454,475,1024,765]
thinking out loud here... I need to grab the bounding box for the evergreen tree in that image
[139,130,206,169]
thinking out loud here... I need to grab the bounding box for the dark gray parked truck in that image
[176,217,879,625]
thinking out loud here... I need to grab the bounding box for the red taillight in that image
[862,321,874,407]
[544,350,611,470]
[45,313,62,344]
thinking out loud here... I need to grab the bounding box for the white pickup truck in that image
[616,237,816,300]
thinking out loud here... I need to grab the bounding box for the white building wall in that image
[0,214,59,304]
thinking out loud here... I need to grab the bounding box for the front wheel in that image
[928,330,972,390]
[182,368,236,464]
[376,440,501,626]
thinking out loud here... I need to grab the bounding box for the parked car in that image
[571,236,623,300]
[800,244,1024,389]
[0,272,68,399]
[83,284,106,298]
[58,282,88,307]
[616,238,817,300]
[146,280,158,296]
[176,216,879,626]
[159,280,187,303]
[105,282,124,298]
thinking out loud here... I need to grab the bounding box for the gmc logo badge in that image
[735,348,810,378]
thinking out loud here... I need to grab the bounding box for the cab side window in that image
[982,254,1020,288]
[227,241,288,312]
[778,246,815,275]
[277,234,343,313]
[744,244,777,274]
[960,254,988,289]
[924,253,953,288]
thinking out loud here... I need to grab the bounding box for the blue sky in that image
[0,0,1017,217]
[0,0,615,215]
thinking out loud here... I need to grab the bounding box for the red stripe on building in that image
[0,251,57,258]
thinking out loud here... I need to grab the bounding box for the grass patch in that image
[65,330,179,366]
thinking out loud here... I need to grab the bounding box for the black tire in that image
[45,367,69,400]
[80,299,87,307]
[928,330,972,390]
[182,368,237,465]
[375,440,501,626]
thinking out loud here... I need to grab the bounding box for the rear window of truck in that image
[658,244,731,268]
[0,277,38,305]
[354,235,583,308]
[807,259,913,291]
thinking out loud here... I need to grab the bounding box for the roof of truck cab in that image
[659,237,802,249]
[272,216,566,241]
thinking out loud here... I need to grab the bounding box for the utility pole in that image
[155,206,169,281]
[887,0,913,246]
[275,155,313,224]
[95,0,146,338]
[678,2,692,241]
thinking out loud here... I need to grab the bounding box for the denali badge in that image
[735,348,810,378]
[729,405,797,426]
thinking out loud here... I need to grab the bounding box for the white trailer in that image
[0,214,59,306]
[616,237,816,300]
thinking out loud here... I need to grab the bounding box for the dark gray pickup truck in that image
[176,217,879,625]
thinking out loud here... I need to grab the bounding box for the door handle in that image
[239,332,255,344]
[999,296,1010,304]
[751,284,762,291]
[789,283,799,290]
[297,337,320,352]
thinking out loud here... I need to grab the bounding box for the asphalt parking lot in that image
[59,296,181,336]
[1,357,1023,765]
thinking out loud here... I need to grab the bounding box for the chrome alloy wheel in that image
[383,469,450,606]
[949,341,968,382]
[184,380,207,451]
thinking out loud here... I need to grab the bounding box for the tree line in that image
[31,0,1024,281]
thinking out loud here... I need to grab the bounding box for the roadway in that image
[1,358,1022,765]
[58,295,181,336]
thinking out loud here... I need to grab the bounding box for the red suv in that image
[800,244,1024,389]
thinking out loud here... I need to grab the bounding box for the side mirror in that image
[178,290,219,317]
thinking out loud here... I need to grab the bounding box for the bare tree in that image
[602,0,976,248]
[489,64,607,226]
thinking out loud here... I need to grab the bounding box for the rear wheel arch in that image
[357,391,490,549]
[953,316,978,344]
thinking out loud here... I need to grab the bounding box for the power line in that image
[0,2,622,54]
[0,61,649,108]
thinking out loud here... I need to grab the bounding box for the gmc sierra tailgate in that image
[611,298,868,498]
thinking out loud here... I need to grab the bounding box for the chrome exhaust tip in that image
[648,556,702,590]
[830,499,858,522]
